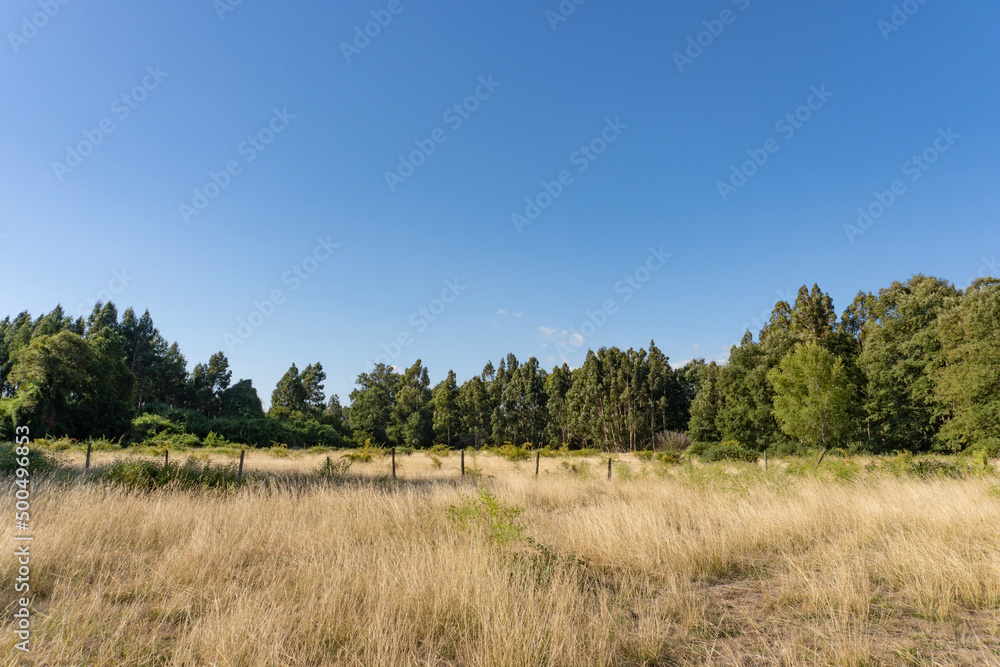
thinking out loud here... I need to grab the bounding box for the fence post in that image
[535,450,540,476]
[608,457,612,480]
[84,442,92,473]
[392,448,396,479]
[764,450,768,471]
[238,449,245,480]
[164,450,169,467]
[461,449,465,477]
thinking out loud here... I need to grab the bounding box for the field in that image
[3,447,1000,666]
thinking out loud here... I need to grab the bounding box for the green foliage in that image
[935,279,1000,451]
[446,487,526,547]
[94,456,244,490]
[428,443,451,457]
[343,443,385,462]
[768,341,853,449]
[129,413,181,443]
[861,275,960,451]
[219,379,265,419]
[702,442,759,463]
[0,441,61,475]
[967,437,1000,459]
[493,443,530,461]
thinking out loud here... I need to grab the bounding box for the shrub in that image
[129,413,181,444]
[446,488,526,547]
[145,432,203,450]
[969,437,1000,459]
[654,430,692,452]
[702,442,759,463]
[343,443,385,462]
[494,443,530,461]
[428,443,451,457]
[686,441,710,456]
[0,441,61,475]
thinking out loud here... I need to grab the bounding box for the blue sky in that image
[2,0,998,406]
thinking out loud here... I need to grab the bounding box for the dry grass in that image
[3,451,1000,666]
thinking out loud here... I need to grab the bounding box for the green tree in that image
[544,363,573,446]
[768,341,854,463]
[432,370,460,446]
[859,275,960,451]
[271,363,308,414]
[300,362,327,417]
[457,373,491,447]
[935,278,1000,450]
[687,361,722,442]
[349,363,399,445]
[390,360,433,447]
[220,379,265,418]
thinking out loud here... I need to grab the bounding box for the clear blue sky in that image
[2,0,998,406]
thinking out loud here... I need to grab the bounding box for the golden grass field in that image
[3,448,1000,666]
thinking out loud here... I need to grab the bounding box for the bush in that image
[0,441,61,475]
[145,432,203,450]
[654,430,692,452]
[494,443,530,461]
[702,442,759,463]
[428,443,452,457]
[129,413,181,444]
[686,441,710,456]
[446,488,526,546]
[969,437,1000,459]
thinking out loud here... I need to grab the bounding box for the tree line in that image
[1,274,997,453]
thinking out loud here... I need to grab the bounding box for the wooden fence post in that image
[764,450,768,471]
[461,449,465,477]
[608,457,612,480]
[238,449,245,480]
[392,448,396,479]
[535,450,540,476]
[84,442,92,473]
[164,450,169,467]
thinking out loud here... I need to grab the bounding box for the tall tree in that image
[432,370,460,446]
[859,275,959,451]
[300,362,327,417]
[935,278,1000,450]
[271,363,308,414]
[768,341,854,463]
[349,363,399,445]
[544,363,573,446]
